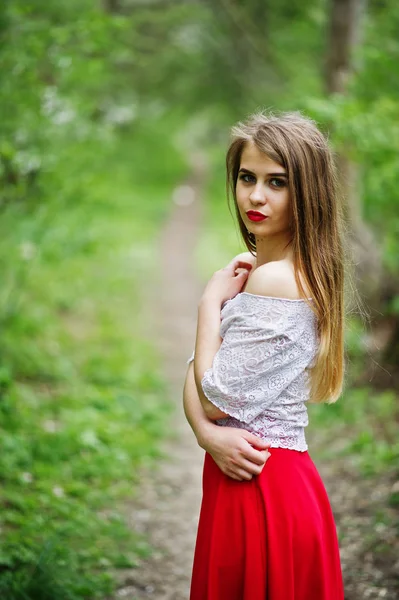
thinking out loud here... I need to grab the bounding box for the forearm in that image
[183,363,221,447]
[193,297,228,420]
[194,297,222,376]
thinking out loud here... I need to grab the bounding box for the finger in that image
[227,259,253,273]
[222,466,242,481]
[234,267,249,275]
[235,269,250,280]
[226,471,244,482]
[233,259,254,269]
[217,463,245,481]
[242,431,271,450]
[241,446,270,466]
[239,457,267,476]
[235,468,253,481]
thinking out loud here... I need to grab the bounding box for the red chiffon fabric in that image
[190,448,344,600]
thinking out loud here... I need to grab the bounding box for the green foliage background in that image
[0,0,398,597]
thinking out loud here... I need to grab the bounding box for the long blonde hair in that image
[226,110,348,404]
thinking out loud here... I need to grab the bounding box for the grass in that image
[308,387,399,476]
[0,115,187,597]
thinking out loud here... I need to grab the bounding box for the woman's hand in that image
[200,258,253,307]
[199,424,271,481]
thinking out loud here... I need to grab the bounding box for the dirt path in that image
[112,154,398,600]
[112,154,207,600]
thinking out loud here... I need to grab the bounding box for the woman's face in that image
[235,141,292,239]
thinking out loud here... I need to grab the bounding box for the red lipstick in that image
[246,211,268,222]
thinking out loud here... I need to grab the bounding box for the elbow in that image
[203,403,220,420]
[195,373,229,420]
[202,398,229,420]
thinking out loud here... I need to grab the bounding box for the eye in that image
[239,173,256,184]
[270,178,287,188]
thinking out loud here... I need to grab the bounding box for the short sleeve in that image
[200,295,317,423]
[186,350,195,365]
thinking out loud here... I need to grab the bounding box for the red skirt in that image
[190,448,344,600]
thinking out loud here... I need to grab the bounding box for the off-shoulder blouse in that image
[187,292,319,452]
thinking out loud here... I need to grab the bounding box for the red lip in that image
[246,211,268,222]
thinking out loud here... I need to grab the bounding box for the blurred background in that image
[0,0,398,598]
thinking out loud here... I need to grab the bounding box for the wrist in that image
[195,420,215,450]
[198,294,222,311]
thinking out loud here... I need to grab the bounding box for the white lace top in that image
[187,292,319,452]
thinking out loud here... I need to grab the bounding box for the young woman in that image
[183,111,345,599]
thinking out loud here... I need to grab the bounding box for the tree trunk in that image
[326,0,383,299]
[202,0,271,113]
[325,0,399,387]
[102,0,121,13]
[325,0,365,94]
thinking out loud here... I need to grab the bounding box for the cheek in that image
[235,186,246,208]
[273,192,291,219]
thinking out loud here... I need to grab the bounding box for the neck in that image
[254,234,293,267]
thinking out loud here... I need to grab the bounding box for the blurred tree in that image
[325,0,383,308]
[0,0,397,382]
[0,1,398,595]
[324,0,399,386]
[103,0,121,12]
[325,0,365,94]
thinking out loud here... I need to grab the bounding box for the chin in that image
[247,222,269,232]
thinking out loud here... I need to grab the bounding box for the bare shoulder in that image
[244,260,307,300]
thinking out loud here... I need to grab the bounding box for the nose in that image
[249,182,266,205]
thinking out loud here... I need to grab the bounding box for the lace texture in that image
[187,292,319,452]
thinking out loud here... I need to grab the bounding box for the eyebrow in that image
[239,167,287,178]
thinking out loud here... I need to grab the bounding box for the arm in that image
[195,261,311,422]
[183,361,215,448]
[193,257,254,420]
[183,361,271,481]
[193,298,229,420]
